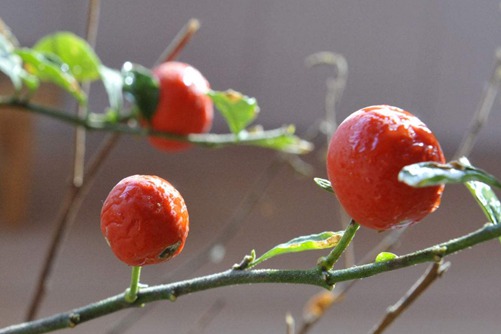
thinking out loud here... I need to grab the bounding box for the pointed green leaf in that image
[247,231,343,269]
[247,125,313,154]
[208,89,259,134]
[99,65,123,115]
[121,62,159,121]
[33,31,101,81]
[398,159,501,189]
[15,48,85,103]
[0,35,38,91]
[314,177,334,193]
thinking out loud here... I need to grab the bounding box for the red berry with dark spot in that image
[100,175,189,266]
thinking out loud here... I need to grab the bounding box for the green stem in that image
[124,266,142,303]
[318,220,360,271]
[0,98,308,152]
[2,222,501,334]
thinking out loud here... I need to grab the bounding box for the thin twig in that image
[72,0,101,187]
[1,221,500,334]
[454,48,501,159]
[155,18,200,65]
[305,52,353,267]
[25,0,102,320]
[369,261,450,334]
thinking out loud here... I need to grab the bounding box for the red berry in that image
[148,61,213,151]
[100,175,189,266]
[326,105,445,230]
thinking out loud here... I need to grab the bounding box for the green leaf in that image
[208,89,259,134]
[99,65,124,114]
[398,159,501,189]
[375,252,398,263]
[458,157,501,228]
[15,48,85,103]
[33,31,101,81]
[314,177,334,193]
[465,181,501,225]
[246,231,343,269]
[0,35,38,91]
[121,62,159,121]
[247,125,313,154]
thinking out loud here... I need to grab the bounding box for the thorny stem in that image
[1,221,501,334]
[24,0,102,321]
[369,261,450,334]
[317,220,360,271]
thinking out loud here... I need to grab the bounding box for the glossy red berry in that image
[148,61,213,151]
[326,105,445,230]
[100,175,189,266]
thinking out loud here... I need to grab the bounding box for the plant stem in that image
[0,99,307,151]
[369,261,450,334]
[124,266,142,303]
[2,221,500,334]
[24,1,102,320]
[317,220,359,271]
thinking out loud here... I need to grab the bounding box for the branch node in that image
[68,313,80,328]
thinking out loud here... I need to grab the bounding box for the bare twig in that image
[72,0,101,187]
[454,48,501,159]
[305,52,354,267]
[369,261,450,334]
[155,18,200,65]
[25,0,102,320]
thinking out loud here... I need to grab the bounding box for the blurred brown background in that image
[1,1,501,333]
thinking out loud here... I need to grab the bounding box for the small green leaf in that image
[247,125,313,154]
[247,231,343,269]
[208,89,259,134]
[398,159,501,189]
[121,62,159,121]
[314,177,334,193]
[375,252,397,263]
[0,35,38,91]
[33,31,101,81]
[15,48,85,103]
[99,65,124,115]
